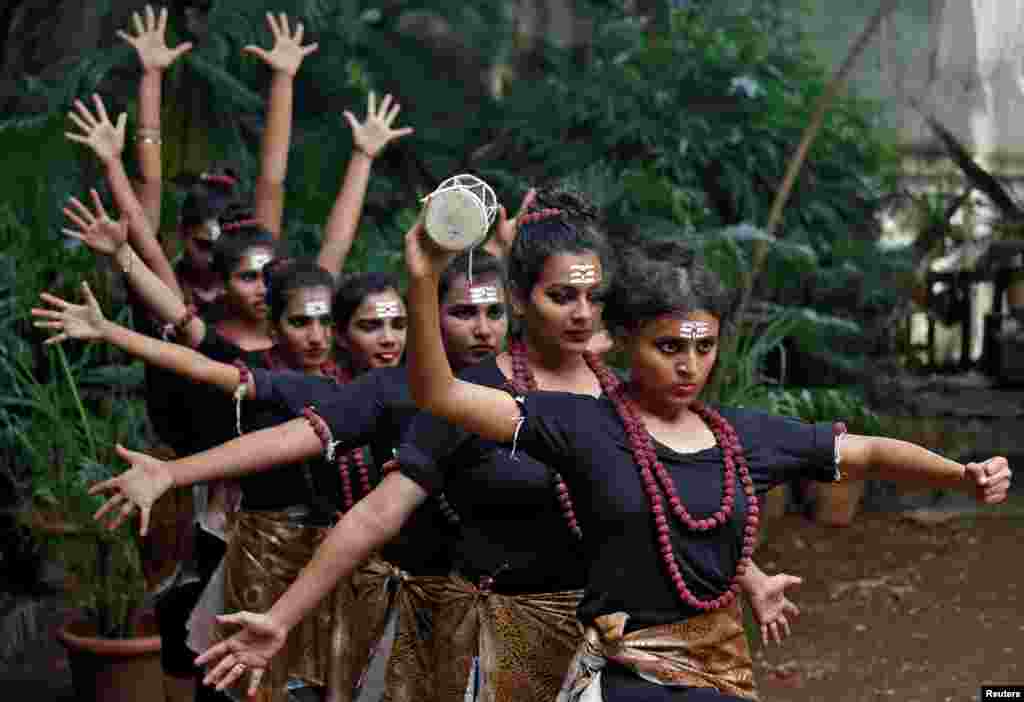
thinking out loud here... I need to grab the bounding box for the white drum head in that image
[423,174,498,252]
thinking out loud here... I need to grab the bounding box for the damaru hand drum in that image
[422,174,499,252]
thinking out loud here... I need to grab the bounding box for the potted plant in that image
[757,386,883,527]
[2,336,162,702]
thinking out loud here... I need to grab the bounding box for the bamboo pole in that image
[731,0,900,331]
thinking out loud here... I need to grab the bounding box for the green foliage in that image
[0,341,149,638]
[752,385,883,436]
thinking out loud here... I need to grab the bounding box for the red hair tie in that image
[221,218,261,233]
[518,208,562,226]
[200,173,237,187]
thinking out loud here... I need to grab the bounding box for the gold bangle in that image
[137,135,161,145]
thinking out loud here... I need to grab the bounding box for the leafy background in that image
[0,0,916,633]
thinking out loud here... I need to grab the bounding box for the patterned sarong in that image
[220,509,359,702]
[349,556,451,702]
[416,574,584,702]
[556,601,758,702]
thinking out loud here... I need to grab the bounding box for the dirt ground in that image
[753,508,1023,702]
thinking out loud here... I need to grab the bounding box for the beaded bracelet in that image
[833,421,849,482]
[302,406,340,462]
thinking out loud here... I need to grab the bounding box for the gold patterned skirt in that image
[221,509,359,702]
[556,601,758,701]
[411,574,584,702]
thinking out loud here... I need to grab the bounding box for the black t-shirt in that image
[186,327,272,459]
[510,392,837,631]
[130,271,226,456]
[397,357,587,593]
[258,366,455,575]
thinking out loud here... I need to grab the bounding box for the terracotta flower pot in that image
[813,481,865,527]
[1007,272,1024,310]
[56,610,164,702]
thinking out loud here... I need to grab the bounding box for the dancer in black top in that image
[81,252,507,701]
[396,189,800,701]
[394,227,1011,701]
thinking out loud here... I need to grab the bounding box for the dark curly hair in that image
[178,167,240,231]
[506,186,612,298]
[603,239,733,339]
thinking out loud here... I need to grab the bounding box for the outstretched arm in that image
[839,435,1011,504]
[62,191,205,346]
[66,95,181,298]
[316,91,414,276]
[88,418,322,536]
[404,216,521,441]
[195,472,427,695]
[118,4,193,231]
[33,282,240,395]
[244,12,319,239]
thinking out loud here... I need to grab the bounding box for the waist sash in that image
[221,509,358,702]
[556,601,758,702]
[418,574,584,702]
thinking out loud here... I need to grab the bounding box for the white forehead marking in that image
[304,300,330,316]
[679,321,711,339]
[206,219,222,241]
[468,286,499,304]
[248,253,272,271]
[568,264,598,284]
[375,302,401,319]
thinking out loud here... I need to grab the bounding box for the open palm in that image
[196,611,288,696]
[118,5,192,72]
[747,573,802,645]
[62,189,128,256]
[243,12,318,77]
[65,95,126,165]
[345,91,414,158]
[32,282,107,346]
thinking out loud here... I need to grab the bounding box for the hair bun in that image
[532,187,599,222]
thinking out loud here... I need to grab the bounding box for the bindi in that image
[679,321,711,339]
[304,300,329,317]
[468,286,499,305]
[375,301,401,319]
[247,252,272,271]
[567,264,598,285]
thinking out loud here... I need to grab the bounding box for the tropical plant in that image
[0,341,150,638]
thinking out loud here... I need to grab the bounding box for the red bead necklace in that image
[604,380,760,612]
[507,338,622,541]
[265,348,372,511]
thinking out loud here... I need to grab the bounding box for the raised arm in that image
[117,4,192,230]
[404,217,520,442]
[66,95,181,297]
[243,12,319,239]
[194,471,427,695]
[33,282,239,394]
[62,191,205,346]
[316,92,413,276]
[87,417,322,536]
[839,435,1011,503]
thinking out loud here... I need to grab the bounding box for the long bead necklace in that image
[264,348,371,511]
[506,338,622,540]
[605,380,760,612]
